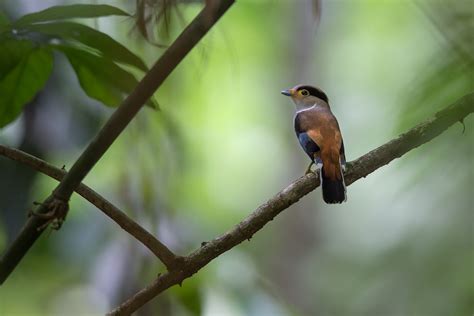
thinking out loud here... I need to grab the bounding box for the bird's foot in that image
[28,197,69,231]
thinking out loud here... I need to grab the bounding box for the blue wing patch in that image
[297,132,321,162]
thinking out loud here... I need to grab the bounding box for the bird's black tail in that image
[320,165,346,204]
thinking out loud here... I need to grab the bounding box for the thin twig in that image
[0,0,235,284]
[0,145,179,269]
[108,92,473,315]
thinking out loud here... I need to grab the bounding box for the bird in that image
[281,84,347,204]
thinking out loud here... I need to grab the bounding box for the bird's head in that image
[281,84,329,110]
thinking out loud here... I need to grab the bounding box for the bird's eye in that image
[300,89,309,96]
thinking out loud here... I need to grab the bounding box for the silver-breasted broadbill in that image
[282,84,347,204]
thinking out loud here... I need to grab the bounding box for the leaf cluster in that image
[0,4,157,128]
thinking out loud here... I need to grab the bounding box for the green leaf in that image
[58,46,126,106]
[0,45,53,128]
[56,45,157,108]
[0,40,34,79]
[24,22,147,71]
[14,4,129,27]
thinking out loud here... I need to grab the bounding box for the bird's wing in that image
[298,132,321,162]
[299,109,343,181]
[294,112,321,162]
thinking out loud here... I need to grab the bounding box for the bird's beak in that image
[281,89,293,96]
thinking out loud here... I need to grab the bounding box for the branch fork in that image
[0,0,236,286]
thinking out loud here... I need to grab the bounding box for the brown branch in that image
[0,0,235,284]
[0,145,178,268]
[108,92,473,315]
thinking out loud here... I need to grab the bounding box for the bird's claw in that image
[28,198,69,231]
[305,162,315,175]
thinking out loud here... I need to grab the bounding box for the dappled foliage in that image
[0,4,156,128]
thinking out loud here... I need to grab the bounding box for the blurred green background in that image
[0,0,473,315]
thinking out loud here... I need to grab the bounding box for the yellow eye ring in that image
[300,89,309,96]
